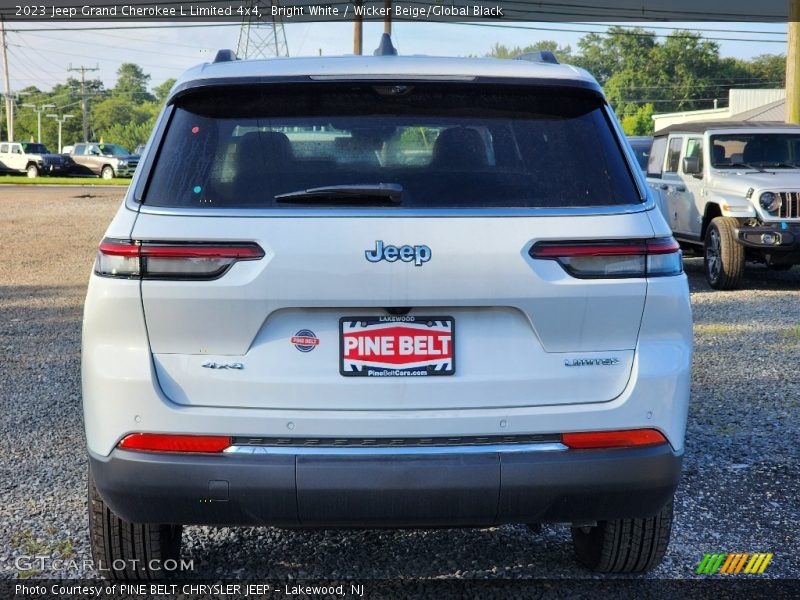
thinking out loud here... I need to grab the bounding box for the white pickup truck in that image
[646,122,800,289]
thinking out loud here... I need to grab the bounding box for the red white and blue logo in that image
[291,329,320,352]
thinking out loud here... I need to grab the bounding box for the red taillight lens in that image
[530,238,682,278]
[561,428,667,449]
[95,239,264,279]
[118,433,232,453]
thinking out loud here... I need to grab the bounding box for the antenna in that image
[373,33,398,56]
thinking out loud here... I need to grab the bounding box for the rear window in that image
[144,83,641,209]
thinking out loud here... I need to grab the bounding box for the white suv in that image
[82,47,692,578]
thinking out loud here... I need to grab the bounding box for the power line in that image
[19,30,204,61]
[456,21,787,44]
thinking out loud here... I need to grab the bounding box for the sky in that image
[1,20,790,93]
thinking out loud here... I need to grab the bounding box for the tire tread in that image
[88,467,182,580]
[571,500,673,573]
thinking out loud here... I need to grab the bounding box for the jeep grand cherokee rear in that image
[82,53,692,579]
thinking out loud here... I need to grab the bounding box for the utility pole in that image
[68,64,99,142]
[22,102,55,143]
[353,0,363,55]
[46,113,74,153]
[788,0,800,124]
[1,16,13,141]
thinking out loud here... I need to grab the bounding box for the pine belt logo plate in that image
[340,316,455,377]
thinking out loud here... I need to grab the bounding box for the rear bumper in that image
[89,443,681,527]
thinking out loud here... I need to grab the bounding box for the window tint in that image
[0,144,8,153]
[647,137,667,178]
[144,83,640,209]
[665,137,683,173]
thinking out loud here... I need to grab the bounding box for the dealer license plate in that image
[339,316,455,377]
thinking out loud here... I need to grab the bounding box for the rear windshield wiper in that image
[274,183,403,206]
[727,162,772,173]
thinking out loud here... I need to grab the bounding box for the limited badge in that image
[291,329,320,352]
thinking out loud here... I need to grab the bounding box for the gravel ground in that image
[0,186,798,581]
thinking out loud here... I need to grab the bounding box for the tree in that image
[153,78,176,104]
[102,121,154,152]
[746,54,786,87]
[573,27,658,86]
[620,104,655,135]
[113,63,154,103]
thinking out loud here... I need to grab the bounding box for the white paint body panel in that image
[82,267,691,456]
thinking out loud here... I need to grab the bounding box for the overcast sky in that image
[2,21,789,92]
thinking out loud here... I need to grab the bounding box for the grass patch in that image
[53,539,74,559]
[18,569,42,579]
[694,323,737,335]
[783,325,800,340]
[0,175,129,186]
[11,528,76,561]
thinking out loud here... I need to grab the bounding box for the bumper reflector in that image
[118,433,232,453]
[561,428,667,449]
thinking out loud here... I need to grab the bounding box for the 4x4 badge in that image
[365,240,431,266]
[202,361,244,370]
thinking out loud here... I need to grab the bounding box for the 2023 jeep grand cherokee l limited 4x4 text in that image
[82,49,692,578]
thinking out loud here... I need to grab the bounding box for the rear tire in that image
[704,217,744,290]
[571,500,673,573]
[88,466,183,580]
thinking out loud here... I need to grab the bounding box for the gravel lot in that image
[1,186,798,581]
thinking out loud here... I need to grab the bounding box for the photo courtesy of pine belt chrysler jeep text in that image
[82,43,693,579]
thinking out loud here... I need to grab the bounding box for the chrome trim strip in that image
[131,204,653,218]
[223,443,568,456]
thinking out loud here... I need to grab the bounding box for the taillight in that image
[561,428,667,449]
[530,237,682,278]
[95,238,264,280]
[118,433,231,453]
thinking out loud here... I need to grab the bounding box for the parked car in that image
[134,144,146,156]
[64,142,139,179]
[647,121,800,289]
[0,141,72,177]
[627,135,653,172]
[83,45,692,579]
